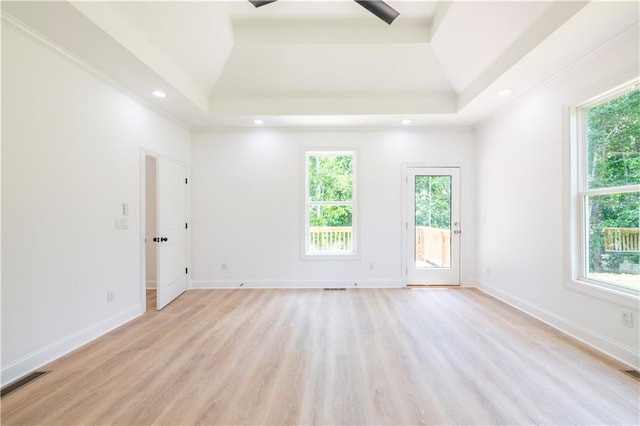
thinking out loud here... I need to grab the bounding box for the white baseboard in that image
[190,279,403,289]
[476,281,639,370]
[1,305,144,387]
[461,279,479,288]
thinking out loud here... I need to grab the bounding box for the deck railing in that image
[309,226,353,252]
[416,226,450,267]
[602,227,640,253]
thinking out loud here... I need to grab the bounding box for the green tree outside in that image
[587,89,640,274]
[415,176,451,229]
[308,154,353,227]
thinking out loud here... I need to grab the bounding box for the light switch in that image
[115,217,128,230]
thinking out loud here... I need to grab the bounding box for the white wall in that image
[145,156,157,289]
[191,128,476,288]
[1,21,191,385]
[475,28,639,368]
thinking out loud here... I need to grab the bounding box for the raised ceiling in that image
[2,1,639,128]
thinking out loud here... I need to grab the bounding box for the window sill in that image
[302,253,361,261]
[565,278,639,309]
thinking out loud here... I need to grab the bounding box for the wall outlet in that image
[622,311,634,328]
[107,290,114,303]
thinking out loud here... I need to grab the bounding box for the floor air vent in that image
[622,369,640,381]
[324,288,346,291]
[1,371,49,399]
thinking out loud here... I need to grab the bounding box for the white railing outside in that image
[309,226,353,252]
[415,226,450,267]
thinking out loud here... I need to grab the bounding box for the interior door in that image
[406,167,460,285]
[156,157,187,310]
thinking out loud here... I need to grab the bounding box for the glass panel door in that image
[406,167,460,285]
[415,175,452,269]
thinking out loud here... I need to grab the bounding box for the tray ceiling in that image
[2,1,638,128]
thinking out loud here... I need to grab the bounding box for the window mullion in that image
[309,201,353,207]
[580,185,640,197]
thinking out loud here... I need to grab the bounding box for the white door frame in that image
[402,164,461,286]
[139,149,191,312]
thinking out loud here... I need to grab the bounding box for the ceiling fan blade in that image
[249,0,400,25]
[249,0,278,7]
[354,0,399,25]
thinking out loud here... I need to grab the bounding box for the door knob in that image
[160,237,168,242]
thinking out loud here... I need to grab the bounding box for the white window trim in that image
[302,149,360,260]
[565,80,640,308]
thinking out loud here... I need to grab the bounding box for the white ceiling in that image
[2,0,639,129]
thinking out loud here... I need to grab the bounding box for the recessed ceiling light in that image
[254,119,264,125]
[498,88,513,97]
[152,90,167,98]
[401,119,412,125]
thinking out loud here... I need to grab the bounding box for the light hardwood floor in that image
[2,288,639,425]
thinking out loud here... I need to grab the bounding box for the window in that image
[573,84,639,295]
[304,151,357,257]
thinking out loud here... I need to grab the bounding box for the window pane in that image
[415,176,451,228]
[308,205,353,252]
[309,205,352,227]
[586,192,640,289]
[308,154,353,202]
[587,89,640,189]
[414,176,451,268]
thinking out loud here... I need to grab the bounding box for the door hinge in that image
[185,267,188,274]
[185,222,188,229]
[185,178,188,184]
[405,267,408,275]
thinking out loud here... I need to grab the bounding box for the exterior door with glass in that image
[405,167,460,285]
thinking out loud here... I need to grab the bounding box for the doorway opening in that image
[141,152,188,311]
[145,155,157,311]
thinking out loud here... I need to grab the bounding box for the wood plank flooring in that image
[146,288,157,310]
[2,288,638,425]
